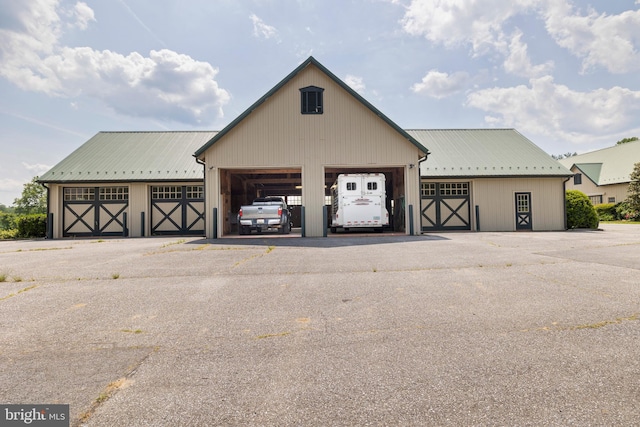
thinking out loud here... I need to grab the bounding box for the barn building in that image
[39,57,572,239]
[559,140,640,206]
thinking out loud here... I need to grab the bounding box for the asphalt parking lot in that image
[1,224,639,426]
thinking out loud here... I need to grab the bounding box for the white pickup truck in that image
[237,197,291,235]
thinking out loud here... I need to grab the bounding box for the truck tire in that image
[279,221,290,234]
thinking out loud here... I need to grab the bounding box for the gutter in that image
[39,180,51,239]
[563,176,571,230]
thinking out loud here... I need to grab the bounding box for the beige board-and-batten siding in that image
[199,63,425,238]
[46,181,205,238]
[473,177,567,231]
[420,177,568,232]
[564,166,629,205]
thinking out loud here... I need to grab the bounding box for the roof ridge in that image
[405,128,515,131]
[98,130,219,134]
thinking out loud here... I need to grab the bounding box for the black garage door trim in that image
[421,182,471,231]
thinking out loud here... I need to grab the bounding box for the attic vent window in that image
[300,86,324,114]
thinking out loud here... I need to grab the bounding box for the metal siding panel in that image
[203,66,424,237]
[473,178,566,231]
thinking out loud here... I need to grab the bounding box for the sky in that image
[1,0,639,207]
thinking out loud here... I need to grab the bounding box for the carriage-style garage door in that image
[151,185,205,236]
[420,182,471,231]
[63,187,129,237]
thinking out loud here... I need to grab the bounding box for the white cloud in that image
[344,74,365,94]
[401,0,640,74]
[411,70,470,99]
[400,0,537,56]
[71,2,95,30]
[543,2,640,73]
[22,162,52,175]
[466,76,640,142]
[0,178,25,202]
[503,30,554,78]
[250,13,279,40]
[0,0,230,124]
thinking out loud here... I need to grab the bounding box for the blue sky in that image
[1,0,639,206]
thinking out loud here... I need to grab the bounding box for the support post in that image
[122,212,128,237]
[322,205,327,238]
[140,212,145,237]
[47,213,53,240]
[408,204,414,235]
[212,207,218,239]
[301,206,305,238]
[475,205,480,231]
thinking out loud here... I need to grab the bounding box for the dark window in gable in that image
[300,86,324,114]
[574,173,582,185]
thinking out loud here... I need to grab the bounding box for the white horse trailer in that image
[330,173,389,233]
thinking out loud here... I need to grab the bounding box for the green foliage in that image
[13,176,47,215]
[616,136,639,145]
[566,190,599,229]
[15,214,47,238]
[551,152,577,160]
[615,200,640,221]
[0,212,17,231]
[627,162,640,213]
[594,203,617,221]
[0,229,18,240]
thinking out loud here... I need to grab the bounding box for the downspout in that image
[563,176,571,230]
[195,155,209,238]
[415,153,429,235]
[39,181,51,239]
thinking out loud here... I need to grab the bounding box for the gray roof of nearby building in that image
[408,129,572,177]
[39,131,217,183]
[558,140,640,186]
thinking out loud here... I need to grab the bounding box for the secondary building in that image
[559,140,640,205]
[39,131,215,238]
[39,57,572,238]
[409,129,572,232]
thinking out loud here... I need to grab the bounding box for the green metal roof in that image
[407,129,572,177]
[39,131,217,183]
[573,163,602,185]
[194,56,429,158]
[558,140,640,185]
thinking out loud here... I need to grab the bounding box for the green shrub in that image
[0,229,18,240]
[0,212,17,231]
[15,214,47,238]
[566,190,599,229]
[616,200,640,221]
[594,203,617,221]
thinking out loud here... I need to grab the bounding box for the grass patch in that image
[256,331,290,339]
[161,239,186,248]
[121,329,144,334]
[0,273,6,283]
[0,285,39,301]
[111,273,120,279]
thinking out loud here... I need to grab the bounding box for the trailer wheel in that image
[330,227,337,233]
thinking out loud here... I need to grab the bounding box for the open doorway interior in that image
[324,167,406,232]
[220,168,302,235]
